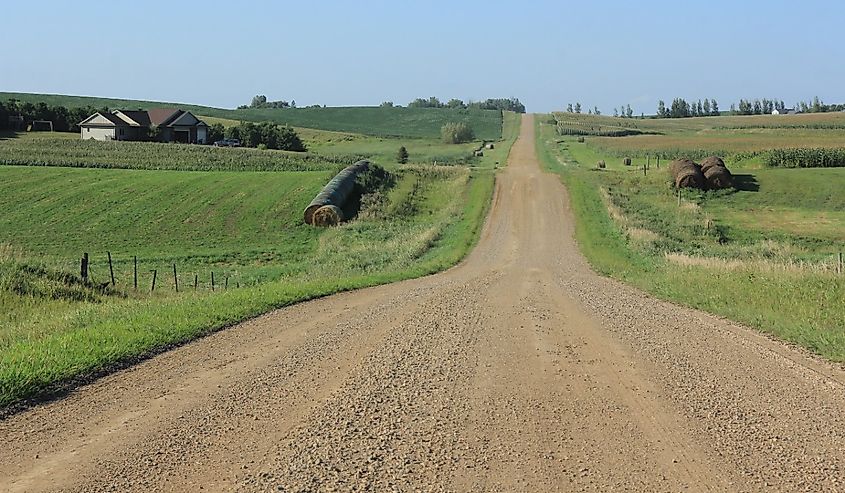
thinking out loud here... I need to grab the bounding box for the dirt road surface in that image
[3,115,845,492]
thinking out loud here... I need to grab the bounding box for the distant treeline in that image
[656,98,721,118]
[239,95,302,110]
[406,97,526,113]
[730,96,845,115]
[0,99,101,132]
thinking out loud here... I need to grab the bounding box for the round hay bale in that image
[312,205,343,227]
[701,156,726,173]
[703,165,733,189]
[623,157,632,166]
[668,159,705,189]
[576,136,585,143]
[485,143,495,149]
[597,160,606,169]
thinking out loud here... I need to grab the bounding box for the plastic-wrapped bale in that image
[669,159,705,189]
[304,160,370,225]
[312,205,343,227]
[703,164,733,189]
[623,157,632,166]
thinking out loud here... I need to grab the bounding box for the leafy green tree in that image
[626,104,633,118]
[593,106,601,115]
[710,100,719,116]
[380,101,394,108]
[613,108,619,117]
[446,99,466,109]
[657,100,666,118]
[702,99,711,115]
[397,146,409,164]
[574,102,581,114]
[207,123,224,144]
[566,103,573,112]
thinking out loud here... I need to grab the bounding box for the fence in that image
[79,251,242,293]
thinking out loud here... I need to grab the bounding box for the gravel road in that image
[2,115,845,492]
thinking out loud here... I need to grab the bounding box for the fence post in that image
[81,253,89,283]
[657,156,660,168]
[839,252,843,275]
[225,277,229,290]
[133,256,138,290]
[211,271,215,292]
[173,264,178,293]
[678,188,682,207]
[107,251,115,286]
[151,270,157,292]
[194,273,198,290]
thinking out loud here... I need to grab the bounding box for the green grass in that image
[535,115,845,363]
[1,92,504,140]
[0,165,497,409]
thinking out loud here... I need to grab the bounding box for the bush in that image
[397,146,409,164]
[441,122,475,144]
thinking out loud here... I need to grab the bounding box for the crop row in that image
[0,138,359,172]
[766,148,845,168]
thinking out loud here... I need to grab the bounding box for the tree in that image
[657,100,666,118]
[441,122,474,144]
[703,98,711,115]
[626,104,633,118]
[251,95,267,108]
[380,101,394,108]
[593,106,601,115]
[711,100,719,116]
[446,98,466,109]
[574,102,581,114]
[207,123,224,144]
[812,96,823,113]
[613,108,619,117]
[753,99,762,114]
[566,103,573,113]
[397,146,409,164]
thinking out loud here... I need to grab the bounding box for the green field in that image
[1,92,504,140]
[536,114,845,362]
[0,110,520,410]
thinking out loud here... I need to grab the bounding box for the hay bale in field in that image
[312,205,343,227]
[700,156,726,173]
[703,164,733,189]
[474,150,484,157]
[669,159,705,189]
[597,160,606,169]
[485,143,495,150]
[623,157,632,166]
[304,160,370,225]
[576,136,585,143]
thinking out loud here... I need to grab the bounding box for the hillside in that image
[0,92,504,140]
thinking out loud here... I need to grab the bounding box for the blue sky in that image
[1,0,843,113]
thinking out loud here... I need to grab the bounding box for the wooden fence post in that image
[839,252,843,275]
[225,277,229,290]
[677,188,682,207]
[194,274,198,290]
[173,264,178,293]
[81,253,89,283]
[211,272,215,292]
[151,270,157,292]
[107,251,115,286]
[133,256,138,290]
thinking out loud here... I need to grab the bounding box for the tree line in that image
[0,99,104,132]
[563,103,606,116]
[730,96,845,115]
[656,98,721,118]
[207,121,306,151]
[406,97,526,113]
[239,95,299,110]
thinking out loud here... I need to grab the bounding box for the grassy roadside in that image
[534,116,845,363]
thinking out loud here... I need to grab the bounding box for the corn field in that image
[0,138,360,172]
[766,148,845,168]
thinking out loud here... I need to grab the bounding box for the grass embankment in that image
[0,163,495,409]
[0,92,504,140]
[535,116,845,362]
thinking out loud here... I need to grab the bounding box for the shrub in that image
[441,122,475,144]
[397,146,409,164]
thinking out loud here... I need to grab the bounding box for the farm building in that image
[79,109,208,143]
[771,108,798,115]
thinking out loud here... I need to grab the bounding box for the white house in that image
[79,109,208,143]
[772,108,797,115]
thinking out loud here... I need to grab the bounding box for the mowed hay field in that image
[535,114,845,362]
[0,112,520,409]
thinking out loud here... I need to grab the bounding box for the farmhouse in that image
[772,108,798,115]
[79,109,208,143]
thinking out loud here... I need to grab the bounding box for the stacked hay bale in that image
[701,156,733,189]
[669,159,705,189]
[304,160,370,226]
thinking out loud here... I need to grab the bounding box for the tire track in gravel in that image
[3,114,845,492]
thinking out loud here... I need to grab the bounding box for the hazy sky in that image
[2,0,843,113]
